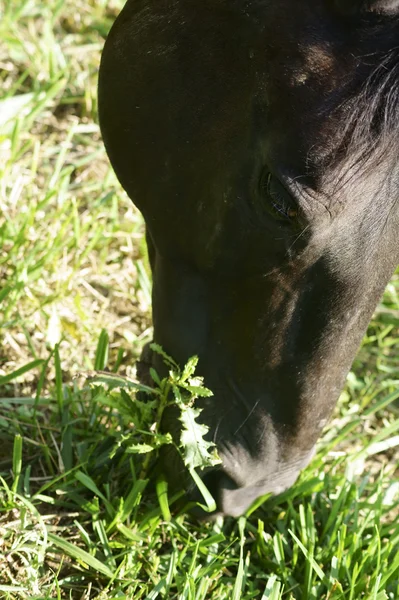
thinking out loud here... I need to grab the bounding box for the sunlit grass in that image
[0,0,399,598]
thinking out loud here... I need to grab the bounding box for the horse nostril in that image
[204,469,238,499]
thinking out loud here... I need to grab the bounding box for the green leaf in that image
[261,576,283,600]
[233,517,246,600]
[94,329,109,370]
[0,93,33,129]
[180,355,199,383]
[116,523,144,542]
[144,579,167,600]
[54,344,63,412]
[150,367,161,386]
[48,533,114,578]
[75,471,115,517]
[189,467,217,513]
[179,405,221,470]
[119,389,158,429]
[126,443,155,454]
[12,434,22,493]
[181,384,213,398]
[150,342,179,370]
[288,529,326,582]
[116,479,148,526]
[0,284,12,304]
[152,432,173,446]
[0,359,44,386]
[156,473,171,522]
[88,372,158,395]
[127,430,173,453]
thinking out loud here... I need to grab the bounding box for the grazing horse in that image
[98,0,399,516]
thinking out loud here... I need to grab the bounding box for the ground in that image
[1,1,399,598]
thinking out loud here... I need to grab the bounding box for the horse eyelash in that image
[267,179,298,219]
[270,194,292,218]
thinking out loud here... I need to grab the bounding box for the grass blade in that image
[94,329,109,370]
[0,359,44,385]
[11,434,22,493]
[48,533,114,578]
[156,473,171,522]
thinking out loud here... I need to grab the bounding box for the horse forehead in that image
[258,3,346,88]
[290,42,337,87]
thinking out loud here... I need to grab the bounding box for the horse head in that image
[98,0,399,516]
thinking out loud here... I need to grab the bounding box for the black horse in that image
[98,0,399,516]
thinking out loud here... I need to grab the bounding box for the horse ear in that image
[335,0,399,15]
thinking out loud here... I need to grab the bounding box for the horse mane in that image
[336,44,399,172]
[340,46,399,162]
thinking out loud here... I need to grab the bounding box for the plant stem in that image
[139,381,172,480]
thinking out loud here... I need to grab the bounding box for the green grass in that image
[1,0,399,598]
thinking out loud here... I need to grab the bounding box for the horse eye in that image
[260,172,299,223]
